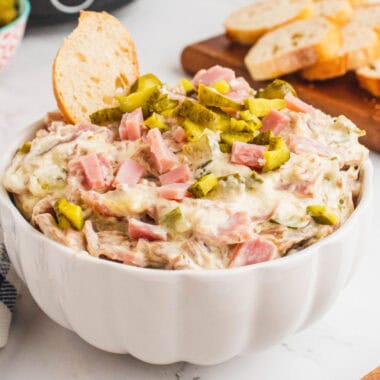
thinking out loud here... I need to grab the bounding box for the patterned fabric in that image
[0,21,26,72]
[0,223,19,348]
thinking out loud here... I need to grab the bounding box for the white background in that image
[1,1,380,379]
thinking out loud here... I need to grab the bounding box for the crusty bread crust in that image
[300,54,348,80]
[301,24,380,80]
[224,0,313,45]
[244,18,342,81]
[53,11,139,124]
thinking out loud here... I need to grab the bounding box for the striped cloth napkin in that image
[0,222,20,348]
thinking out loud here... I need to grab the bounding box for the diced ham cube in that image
[287,134,334,157]
[158,183,191,200]
[219,211,256,244]
[128,218,167,241]
[172,126,186,143]
[119,107,144,141]
[159,164,192,185]
[113,158,145,187]
[225,77,251,103]
[225,90,246,103]
[192,65,235,87]
[78,153,113,192]
[229,237,277,267]
[230,77,251,92]
[261,110,291,135]
[285,93,315,115]
[147,128,178,173]
[231,141,266,168]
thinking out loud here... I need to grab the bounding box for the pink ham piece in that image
[231,141,266,168]
[219,211,256,244]
[158,183,191,200]
[261,110,291,135]
[119,107,144,141]
[159,164,192,185]
[225,77,252,103]
[230,77,251,92]
[285,93,315,115]
[113,158,145,187]
[229,237,277,267]
[287,134,334,157]
[172,126,186,143]
[77,153,113,192]
[147,128,178,173]
[192,65,235,87]
[128,218,167,241]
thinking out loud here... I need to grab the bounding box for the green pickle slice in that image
[182,119,203,142]
[183,134,215,166]
[210,80,230,94]
[262,136,290,172]
[198,84,242,111]
[253,130,274,145]
[54,198,84,231]
[130,73,162,93]
[159,207,189,237]
[178,98,218,127]
[245,98,286,117]
[144,112,168,131]
[147,92,178,115]
[18,141,31,154]
[187,173,218,198]
[117,85,159,114]
[306,205,339,225]
[180,79,196,95]
[89,107,123,125]
[220,131,256,145]
[256,79,297,99]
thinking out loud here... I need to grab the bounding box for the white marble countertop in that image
[1,1,380,379]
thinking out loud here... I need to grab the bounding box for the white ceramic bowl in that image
[0,120,373,365]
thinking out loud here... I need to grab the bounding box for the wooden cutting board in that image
[181,34,380,153]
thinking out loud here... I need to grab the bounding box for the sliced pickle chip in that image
[245,98,286,117]
[220,131,256,145]
[130,73,162,93]
[187,173,218,198]
[256,79,297,99]
[198,84,242,111]
[89,107,123,125]
[178,98,218,127]
[306,205,339,226]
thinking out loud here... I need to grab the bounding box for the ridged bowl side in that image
[0,120,373,365]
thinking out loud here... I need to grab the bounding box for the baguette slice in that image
[356,59,380,96]
[314,0,353,25]
[301,24,380,80]
[244,17,342,81]
[224,0,313,45]
[351,0,380,5]
[53,11,139,124]
[350,4,380,30]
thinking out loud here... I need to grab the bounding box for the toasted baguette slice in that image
[350,4,380,30]
[224,0,313,45]
[301,24,380,80]
[314,0,353,25]
[351,0,380,5]
[53,11,139,124]
[356,59,380,96]
[244,17,342,81]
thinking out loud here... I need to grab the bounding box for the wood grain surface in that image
[181,34,380,153]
